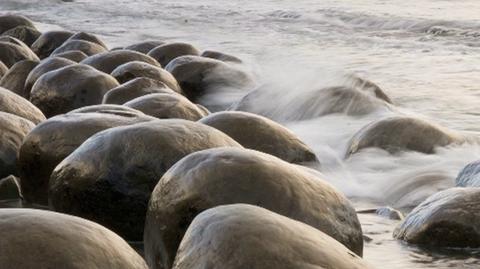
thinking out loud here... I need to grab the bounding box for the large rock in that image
[0,61,7,79]
[1,25,41,47]
[144,147,362,269]
[68,104,143,115]
[103,77,176,105]
[125,93,206,120]
[51,39,107,56]
[0,15,35,34]
[125,40,165,54]
[81,49,160,74]
[172,204,372,269]
[233,85,391,122]
[31,30,74,59]
[0,40,39,67]
[456,160,480,187]
[147,42,200,67]
[49,120,242,240]
[0,112,35,178]
[0,87,45,124]
[67,32,108,49]
[394,187,480,247]
[346,116,464,156]
[199,111,318,164]
[0,59,38,97]
[24,57,77,97]
[165,55,253,109]
[18,111,154,205]
[110,61,182,94]
[201,50,242,63]
[0,208,148,269]
[30,64,119,117]
[54,50,88,62]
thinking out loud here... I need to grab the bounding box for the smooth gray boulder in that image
[201,50,242,63]
[0,208,148,269]
[125,93,206,120]
[1,25,41,47]
[346,116,464,156]
[51,39,107,56]
[0,40,39,67]
[0,86,45,124]
[18,111,154,204]
[394,187,480,247]
[144,147,362,269]
[24,57,77,97]
[81,49,160,74]
[31,30,74,59]
[49,120,242,240]
[125,41,165,54]
[147,42,200,67]
[0,112,35,178]
[111,61,182,93]
[0,15,35,34]
[54,50,88,62]
[67,32,108,49]
[172,204,372,269]
[0,59,38,97]
[456,160,480,187]
[199,111,318,164]
[103,77,176,105]
[30,64,119,117]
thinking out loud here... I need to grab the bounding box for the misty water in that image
[3,0,480,268]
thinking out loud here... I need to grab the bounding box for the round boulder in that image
[125,93,206,120]
[51,39,106,56]
[456,160,480,187]
[125,40,165,54]
[67,32,108,49]
[30,30,74,59]
[144,147,362,269]
[18,111,154,205]
[24,57,76,97]
[0,59,38,97]
[394,187,480,247]
[0,14,35,34]
[201,50,242,63]
[0,208,148,269]
[1,25,41,47]
[103,77,176,105]
[110,61,182,93]
[0,87,45,124]
[346,116,464,156]
[165,55,253,104]
[199,111,318,164]
[53,50,88,62]
[81,49,160,74]
[0,112,35,178]
[68,104,143,115]
[0,40,39,67]
[147,42,200,67]
[172,204,372,269]
[49,120,242,240]
[30,64,119,117]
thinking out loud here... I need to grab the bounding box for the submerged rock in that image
[394,187,480,247]
[0,112,35,178]
[233,85,390,122]
[103,77,176,105]
[172,204,372,269]
[201,50,242,63]
[49,120,242,240]
[30,64,119,117]
[81,49,160,73]
[0,175,22,200]
[125,93,206,120]
[18,111,154,205]
[24,57,77,97]
[0,209,148,269]
[199,111,318,164]
[110,61,182,93]
[31,30,74,59]
[0,87,45,124]
[148,42,200,67]
[456,160,480,187]
[0,59,38,97]
[144,147,362,269]
[346,116,464,156]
